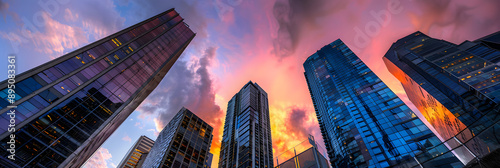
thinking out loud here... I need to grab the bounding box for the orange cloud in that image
[270,104,322,158]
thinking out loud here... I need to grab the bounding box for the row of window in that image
[392,36,500,166]
[0,15,193,167]
[0,10,180,111]
[163,114,211,168]
[143,110,183,168]
[306,41,455,167]
[0,14,190,135]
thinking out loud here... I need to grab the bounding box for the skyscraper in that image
[141,107,213,168]
[383,31,500,167]
[303,39,462,168]
[0,8,195,167]
[218,81,273,168]
[117,135,155,168]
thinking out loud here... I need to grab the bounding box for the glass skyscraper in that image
[117,135,155,168]
[218,81,273,168]
[0,8,195,167]
[303,39,462,168]
[141,107,213,168]
[383,31,500,167]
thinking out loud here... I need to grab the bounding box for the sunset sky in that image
[1,0,500,167]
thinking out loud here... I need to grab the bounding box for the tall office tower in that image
[218,81,273,168]
[117,136,155,168]
[383,31,500,167]
[0,8,195,167]
[141,107,213,168]
[303,39,462,168]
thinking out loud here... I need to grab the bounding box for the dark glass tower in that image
[303,39,462,168]
[117,135,155,168]
[383,31,500,167]
[141,107,213,168]
[218,81,273,168]
[0,8,195,167]
[204,153,213,168]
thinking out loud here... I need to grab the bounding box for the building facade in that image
[274,135,330,168]
[218,81,273,168]
[0,8,195,167]
[117,136,155,168]
[303,39,462,168]
[383,31,500,167]
[204,153,214,168]
[141,107,213,168]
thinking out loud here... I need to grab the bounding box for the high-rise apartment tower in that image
[218,81,273,168]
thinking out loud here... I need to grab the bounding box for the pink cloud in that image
[23,11,88,56]
[0,0,20,25]
[213,0,236,23]
[63,8,78,22]
[82,147,113,168]
[408,0,500,43]
[122,135,132,143]
[66,0,125,40]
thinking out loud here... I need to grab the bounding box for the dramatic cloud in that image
[137,46,225,161]
[213,0,236,23]
[127,0,210,39]
[286,108,317,138]
[0,0,124,58]
[410,0,500,43]
[272,0,348,58]
[270,105,323,158]
[63,8,78,22]
[65,0,125,39]
[83,147,113,168]
[22,11,88,56]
